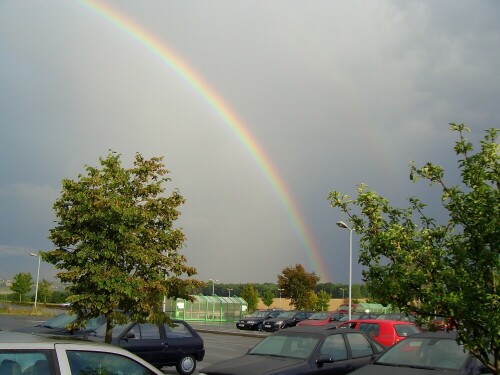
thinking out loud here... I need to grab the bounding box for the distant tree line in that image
[195,281,370,299]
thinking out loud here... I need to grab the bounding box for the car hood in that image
[352,364,461,375]
[201,354,305,375]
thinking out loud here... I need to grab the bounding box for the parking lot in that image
[0,314,264,374]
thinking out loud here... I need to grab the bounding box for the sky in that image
[1,1,499,287]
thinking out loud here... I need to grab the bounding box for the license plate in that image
[264,324,271,328]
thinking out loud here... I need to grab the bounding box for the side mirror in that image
[316,354,334,365]
[123,332,135,340]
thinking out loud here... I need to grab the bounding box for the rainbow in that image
[77,0,330,281]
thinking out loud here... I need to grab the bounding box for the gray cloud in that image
[1,0,499,285]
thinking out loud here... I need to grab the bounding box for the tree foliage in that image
[277,264,320,309]
[10,272,33,302]
[43,152,203,343]
[262,290,274,307]
[328,124,499,373]
[240,284,259,313]
[315,290,331,311]
[37,279,53,304]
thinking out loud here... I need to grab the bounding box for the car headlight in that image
[276,321,283,325]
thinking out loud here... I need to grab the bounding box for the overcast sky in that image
[1,1,499,287]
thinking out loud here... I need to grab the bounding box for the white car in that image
[0,331,164,374]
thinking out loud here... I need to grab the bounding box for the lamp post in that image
[29,252,41,309]
[227,288,233,297]
[339,287,345,300]
[209,278,219,296]
[278,288,284,308]
[336,221,353,321]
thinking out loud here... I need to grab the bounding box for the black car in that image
[199,326,385,375]
[262,310,315,332]
[88,319,204,375]
[349,331,490,375]
[12,312,106,337]
[236,309,284,331]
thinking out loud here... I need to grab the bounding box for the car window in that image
[137,323,161,339]
[67,350,157,375]
[346,333,375,358]
[249,332,320,359]
[394,324,420,337]
[0,350,54,374]
[164,322,194,338]
[320,334,348,361]
[358,323,380,338]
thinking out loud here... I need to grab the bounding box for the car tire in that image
[176,354,196,375]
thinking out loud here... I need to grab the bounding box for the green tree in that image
[240,284,259,313]
[315,290,331,311]
[262,290,274,307]
[278,264,320,309]
[37,279,53,304]
[10,272,33,302]
[43,152,203,343]
[329,124,499,373]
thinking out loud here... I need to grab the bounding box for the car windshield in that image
[250,311,271,318]
[375,337,469,370]
[308,312,330,320]
[93,322,130,339]
[277,311,295,318]
[41,313,77,328]
[248,332,321,359]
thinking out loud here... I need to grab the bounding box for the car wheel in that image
[176,354,196,375]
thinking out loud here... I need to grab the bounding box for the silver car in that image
[0,331,164,374]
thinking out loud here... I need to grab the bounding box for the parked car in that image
[338,319,422,347]
[88,318,204,375]
[349,331,491,374]
[296,311,342,326]
[0,330,164,374]
[12,312,106,337]
[199,326,385,375]
[236,309,284,331]
[262,310,315,332]
[337,303,357,315]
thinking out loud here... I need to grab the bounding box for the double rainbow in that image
[77,0,329,281]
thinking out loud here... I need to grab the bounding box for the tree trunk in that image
[104,315,114,344]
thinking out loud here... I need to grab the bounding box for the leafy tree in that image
[278,264,320,309]
[315,290,331,311]
[262,290,274,307]
[240,284,259,312]
[10,272,33,302]
[37,279,53,304]
[304,291,318,310]
[328,124,499,373]
[43,152,203,343]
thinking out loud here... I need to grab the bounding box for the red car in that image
[338,319,422,347]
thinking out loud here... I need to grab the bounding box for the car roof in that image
[283,326,359,335]
[344,319,417,325]
[0,331,118,349]
[409,330,458,339]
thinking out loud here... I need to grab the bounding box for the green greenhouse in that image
[164,295,248,322]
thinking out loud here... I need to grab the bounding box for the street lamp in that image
[29,252,41,309]
[339,287,345,300]
[336,220,353,321]
[227,288,233,297]
[209,279,219,296]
